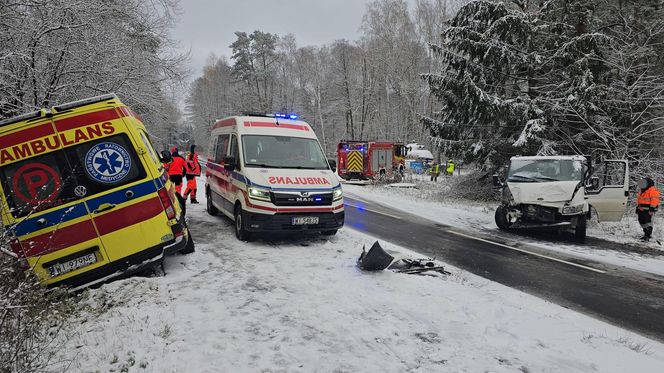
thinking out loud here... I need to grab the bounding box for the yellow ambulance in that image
[0,94,193,290]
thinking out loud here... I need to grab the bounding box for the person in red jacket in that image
[183,144,201,204]
[636,177,660,242]
[167,146,187,195]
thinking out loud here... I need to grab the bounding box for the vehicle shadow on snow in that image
[188,214,336,248]
[492,227,663,257]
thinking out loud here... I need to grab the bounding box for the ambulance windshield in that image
[242,135,328,170]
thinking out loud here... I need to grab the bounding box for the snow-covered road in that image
[59,185,664,372]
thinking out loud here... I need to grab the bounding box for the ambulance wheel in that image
[574,215,587,243]
[206,188,218,216]
[180,229,195,254]
[322,230,338,236]
[495,206,512,230]
[234,205,251,241]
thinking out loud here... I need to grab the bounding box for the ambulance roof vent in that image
[52,93,118,112]
[241,111,272,117]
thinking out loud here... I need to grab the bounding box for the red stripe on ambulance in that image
[212,118,236,130]
[54,107,125,132]
[0,123,55,149]
[244,121,309,131]
[20,220,98,257]
[93,197,164,236]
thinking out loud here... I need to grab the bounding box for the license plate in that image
[47,252,97,278]
[292,216,319,225]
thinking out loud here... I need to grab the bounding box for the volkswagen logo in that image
[74,185,87,197]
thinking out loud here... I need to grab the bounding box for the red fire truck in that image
[337,141,407,182]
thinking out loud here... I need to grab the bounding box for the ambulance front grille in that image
[270,192,333,206]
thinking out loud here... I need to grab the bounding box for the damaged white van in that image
[205,114,344,240]
[493,155,629,242]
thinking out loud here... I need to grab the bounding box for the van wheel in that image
[206,189,218,216]
[495,206,512,230]
[322,230,338,236]
[234,205,251,241]
[574,214,587,243]
[180,229,195,254]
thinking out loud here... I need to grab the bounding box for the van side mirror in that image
[492,174,504,187]
[160,150,172,163]
[328,159,337,173]
[223,156,236,171]
[587,176,600,190]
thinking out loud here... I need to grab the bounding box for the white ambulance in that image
[205,113,344,240]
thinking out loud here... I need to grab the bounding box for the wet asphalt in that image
[344,197,664,343]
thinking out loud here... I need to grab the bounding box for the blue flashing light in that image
[272,112,299,120]
[314,197,323,202]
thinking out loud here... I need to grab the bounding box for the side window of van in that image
[229,135,240,170]
[138,130,160,168]
[215,135,229,163]
[208,137,217,162]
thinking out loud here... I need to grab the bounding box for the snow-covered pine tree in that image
[537,0,664,174]
[421,0,542,167]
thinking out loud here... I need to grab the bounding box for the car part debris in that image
[389,258,451,276]
[357,241,394,270]
[357,242,450,276]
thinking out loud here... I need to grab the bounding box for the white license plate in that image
[47,252,97,278]
[292,217,319,225]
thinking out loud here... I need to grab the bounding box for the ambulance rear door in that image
[0,118,110,283]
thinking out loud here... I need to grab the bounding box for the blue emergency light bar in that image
[273,112,299,120]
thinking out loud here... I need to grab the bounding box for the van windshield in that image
[507,159,585,183]
[242,135,329,170]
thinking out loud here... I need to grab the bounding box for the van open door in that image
[585,160,629,222]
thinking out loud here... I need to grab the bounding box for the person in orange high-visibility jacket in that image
[168,146,187,195]
[636,177,660,242]
[183,144,201,204]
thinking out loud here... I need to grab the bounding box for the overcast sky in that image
[171,0,397,78]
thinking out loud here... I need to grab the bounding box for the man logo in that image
[300,191,309,197]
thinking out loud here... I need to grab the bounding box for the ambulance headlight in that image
[333,188,343,201]
[248,187,271,201]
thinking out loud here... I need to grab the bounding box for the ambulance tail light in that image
[158,188,177,220]
[7,238,29,269]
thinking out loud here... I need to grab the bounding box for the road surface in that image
[344,196,664,343]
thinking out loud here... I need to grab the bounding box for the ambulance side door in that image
[586,160,629,222]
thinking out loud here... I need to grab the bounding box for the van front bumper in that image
[47,231,187,291]
[244,211,344,232]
